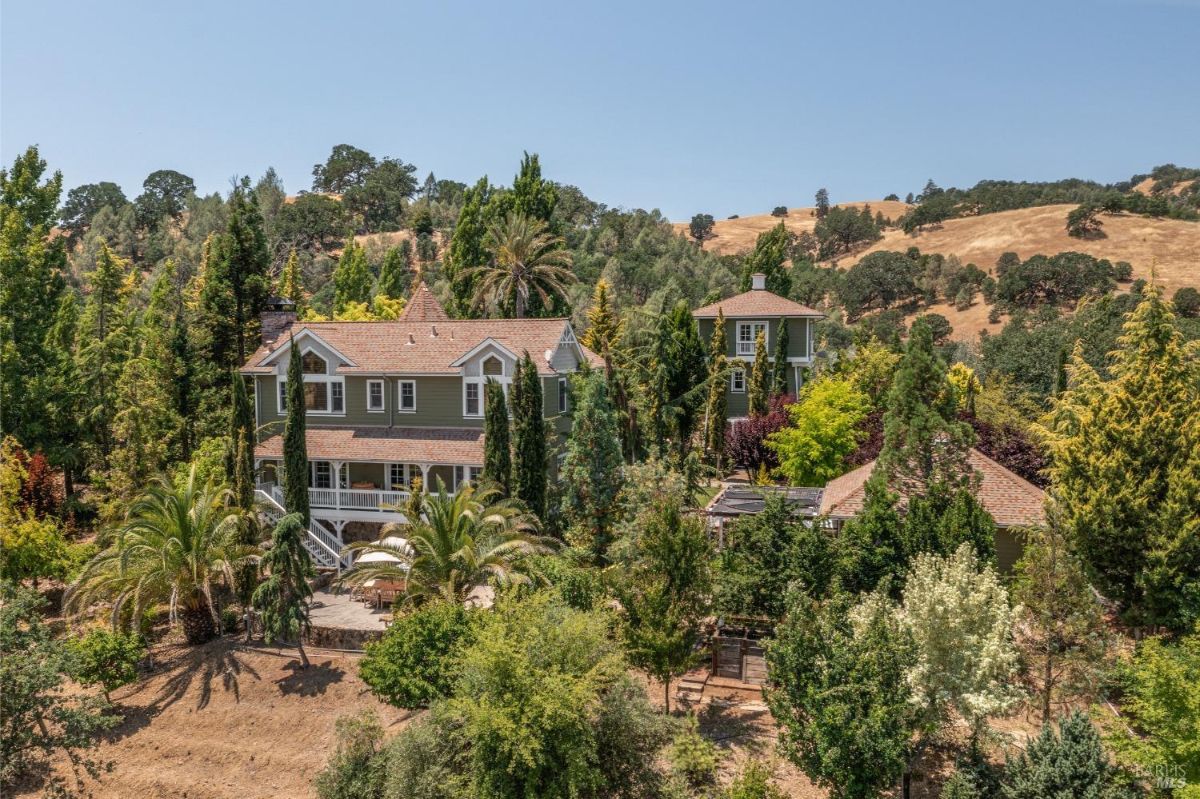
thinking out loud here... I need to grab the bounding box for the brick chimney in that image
[261,296,297,345]
[751,273,767,291]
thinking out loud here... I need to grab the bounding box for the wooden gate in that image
[711,635,768,685]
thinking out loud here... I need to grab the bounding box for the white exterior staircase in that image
[255,483,353,573]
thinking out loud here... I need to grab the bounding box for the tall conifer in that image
[228,370,255,510]
[704,311,728,465]
[771,317,790,396]
[748,329,770,418]
[277,249,305,314]
[560,373,625,562]
[332,237,372,314]
[510,352,546,517]
[482,379,511,495]
[376,243,411,300]
[282,336,310,525]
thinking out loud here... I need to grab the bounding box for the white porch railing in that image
[310,487,411,511]
[254,483,353,572]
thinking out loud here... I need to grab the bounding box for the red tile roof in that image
[255,426,484,465]
[241,317,598,376]
[818,449,1046,528]
[692,289,824,319]
[397,281,449,322]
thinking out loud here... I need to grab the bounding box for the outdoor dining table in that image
[360,579,404,609]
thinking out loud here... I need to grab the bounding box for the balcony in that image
[257,481,460,516]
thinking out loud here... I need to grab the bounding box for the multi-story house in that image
[240,283,599,567]
[692,273,825,417]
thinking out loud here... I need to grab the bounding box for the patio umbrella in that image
[354,535,413,565]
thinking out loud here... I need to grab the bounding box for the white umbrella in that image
[354,536,413,566]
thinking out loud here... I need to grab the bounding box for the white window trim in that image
[398,380,417,413]
[278,380,287,415]
[736,321,769,356]
[558,377,568,413]
[463,374,510,418]
[277,347,347,417]
[731,368,746,393]
[366,379,385,412]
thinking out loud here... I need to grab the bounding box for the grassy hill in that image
[676,202,1200,340]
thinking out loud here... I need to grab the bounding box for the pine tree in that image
[771,317,790,396]
[1042,287,1200,628]
[282,336,310,525]
[1013,515,1107,725]
[814,188,831,219]
[748,329,770,418]
[252,513,314,668]
[877,316,974,497]
[581,279,622,368]
[200,177,270,370]
[277,249,306,314]
[376,243,411,300]
[43,291,85,495]
[510,352,546,517]
[739,222,792,295]
[482,380,511,495]
[228,371,255,510]
[1002,712,1128,799]
[77,241,134,459]
[0,146,67,456]
[560,373,625,563]
[663,301,708,456]
[332,237,372,314]
[447,177,490,318]
[703,310,728,466]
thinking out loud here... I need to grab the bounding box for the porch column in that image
[419,464,430,493]
[332,460,344,510]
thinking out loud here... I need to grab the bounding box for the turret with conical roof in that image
[398,280,450,322]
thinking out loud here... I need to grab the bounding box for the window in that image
[558,378,568,413]
[482,356,504,376]
[302,352,326,374]
[736,321,768,356]
[731,368,746,393]
[398,380,416,412]
[367,380,384,411]
[455,465,484,490]
[464,353,510,418]
[278,380,287,414]
[312,461,332,489]
[331,382,344,413]
[304,381,328,411]
[389,463,408,490]
[464,382,481,416]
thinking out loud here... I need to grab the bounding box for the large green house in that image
[240,283,599,565]
[692,273,825,417]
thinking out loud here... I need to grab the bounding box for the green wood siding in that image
[697,316,811,361]
[255,375,486,430]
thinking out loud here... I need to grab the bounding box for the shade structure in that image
[354,536,413,565]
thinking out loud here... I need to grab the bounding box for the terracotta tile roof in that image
[397,281,449,322]
[255,426,484,465]
[818,449,1046,528]
[241,317,597,377]
[692,289,824,319]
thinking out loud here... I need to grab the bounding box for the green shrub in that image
[359,601,475,708]
[668,715,720,789]
[723,760,786,799]
[220,606,240,635]
[314,711,387,799]
[69,627,145,702]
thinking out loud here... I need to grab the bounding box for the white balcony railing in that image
[309,487,412,511]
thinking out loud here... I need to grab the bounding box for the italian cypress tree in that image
[748,329,770,417]
[739,222,792,295]
[282,336,310,525]
[277,249,305,314]
[560,373,625,562]
[252,513,314,668]
[771,317,790,396]
[1043,287,1200,629]
[332,237,372,314]
[227,370,255,509]
[482,379,511,495]
[704,311,729,466]
[376,242,411,300]
[510,352,546,517]
[877,316,974,497]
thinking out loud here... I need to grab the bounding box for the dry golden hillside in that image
[676,201,1199,341]
[672,201,912,255]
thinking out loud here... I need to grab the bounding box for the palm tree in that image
[66,466,258,644]
[467,212,574,318]
[339,479,553,604]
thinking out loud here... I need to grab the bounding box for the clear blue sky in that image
[3,0,1198,220]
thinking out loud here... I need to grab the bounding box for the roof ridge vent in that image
[430,324,438,338]
[406,333,415,345]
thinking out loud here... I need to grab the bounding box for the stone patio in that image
[305,589,392,649]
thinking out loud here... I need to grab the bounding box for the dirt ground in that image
[20,639,411,799]
[22,636,1051,799]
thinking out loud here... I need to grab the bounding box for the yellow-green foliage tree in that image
[769,376,869,486]
[1042,286,1200,629]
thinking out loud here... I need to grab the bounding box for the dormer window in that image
[463,352,512,418]
[302,351,327,374]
